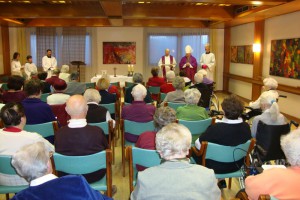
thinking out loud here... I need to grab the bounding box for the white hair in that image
[172,76,185,90]
[184,89,201,105]
[83,88,101,103]
[166,71,175,81]
[194,73,204,83]
[197,69,207,77]
[260,91,280,121]
[61,65,69,73]
[281,128,300,166]
[11,142,50,182]
[131,84,147,100]
[133,73,143,83]
[156,123,191,160]
[263,77,278,90]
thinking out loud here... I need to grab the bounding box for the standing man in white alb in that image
[158,49,177,80]
[200,43,216,81]
[42,49,57,78]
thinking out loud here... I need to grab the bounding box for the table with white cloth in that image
[91,75,133,87]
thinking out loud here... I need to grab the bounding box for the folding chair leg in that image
[228,178,232,189]
[6,193,9,200]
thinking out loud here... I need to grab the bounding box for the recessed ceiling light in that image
[252,1,262,5]
[23,1,31,3]
[138,1,144,3]
[59,0,65,3]
[196,3,203,6]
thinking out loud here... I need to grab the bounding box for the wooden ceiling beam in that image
[99,1,123,16]
[23,18,110,27]
[124,19,208,28]
[0,4,105,18]
[123,4,234,21]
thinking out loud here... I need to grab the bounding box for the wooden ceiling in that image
[0,0,299,28]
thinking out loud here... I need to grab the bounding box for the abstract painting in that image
[244,45,254,64]
[270,38,300,79]
[237,46,245,63]
[231,46,237,63]
[103,42,136,64]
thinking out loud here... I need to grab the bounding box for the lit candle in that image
[131,64,134,72]
[128,64,130,71]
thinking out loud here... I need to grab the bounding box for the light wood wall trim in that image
[224,73,300,95]
[223,27,231,92]
[1,26,10,75]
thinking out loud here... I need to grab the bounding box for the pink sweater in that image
[245,167,300,200]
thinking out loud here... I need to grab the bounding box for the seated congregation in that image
[0,66,297,200]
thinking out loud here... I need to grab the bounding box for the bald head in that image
[165,49,170,56]
[205,43,210,53]
[65,95,88,119]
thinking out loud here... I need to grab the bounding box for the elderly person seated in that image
[11,142,112,200]
[190,73,213,108]
[122,84,156,143]
[124,73,152,103]
[37,72,51,93]
[176,89,209,121]
[179,70,192,86]
[198,69,213,85]
[245,128,300,200]
[47,79,70,105]
[97,77,116,104]
[147,67,165,87]
[162,76,185,103]
[55,95,108,183]
[22,79,56,124]
[194,95,251,188]
[131,123,221,200]
[251,90,286,138]
[83,88,114,125]
[160,71,175,94]
[0,102,53,186]
[45,68,61,87]
[101,74,120,98]
[64,72,86,95]
[59,64,71,82]
[1,75,26,103]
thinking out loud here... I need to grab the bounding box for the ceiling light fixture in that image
[138,1,145,3]
[196,3,203,6]
[252,1,262,5]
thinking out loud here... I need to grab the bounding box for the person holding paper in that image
[42,49,57,78]
[158,49,177,79]
[200,43,216,81]
[179,45,197,82]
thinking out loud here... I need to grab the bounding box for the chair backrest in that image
[110,82,120,87]
[53,151,108,175]
[50,103,70,126]
[40,93,50,103]
[148,86,160,95]
[88,121,113,149]
[100,103,115,114]
[24,121,58,138]
[1,83,8,91]
[0,155,18,175]
[256,121,290,161]
[197,86,213,108]
[164,102,186,110]
[178,118,212,135]
[85,82,96,89]
[122,119,154,136]
[125,82,135,87]
[203,139,255,166]
[160,93,167,101]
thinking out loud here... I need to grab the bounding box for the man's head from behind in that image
[65,95,88,119]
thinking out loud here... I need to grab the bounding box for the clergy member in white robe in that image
[158,49,177,79]
[200,44,216,81]
[24,55,37,80]
[42,49,57,78]
[11,52,23,77]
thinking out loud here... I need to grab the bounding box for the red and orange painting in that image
[103,42,136,64]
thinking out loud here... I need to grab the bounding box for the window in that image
[148,31,209,66]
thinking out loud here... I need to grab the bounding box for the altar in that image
[91,75,133,87]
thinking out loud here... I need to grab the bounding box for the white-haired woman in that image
[245,128,300,200]
[251,90,286,138]
[84,88,114,125]
[59,65,70,82]
[177,89,209,121]
[131,123,220,200]
[163,76,185,103]
[11,142,112,200]
[197,69,214,85]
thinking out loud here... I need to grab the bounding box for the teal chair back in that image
[178,118,213,143]
[165,102,186,110]
[125,82,135,87]
[52,150,112,196]
[100,103,115,115]
[85,82,96,89]
[148,86,160,94]
[160,93,167,101]
[271,197,278,200]
[0,155,28,195]
[88,121,112,148]
[24,121,58,138]
[40,93,50,102]
[123,120,154,138]
[1,83,8,91]
[127,146,161,192]
[110,82,120,87]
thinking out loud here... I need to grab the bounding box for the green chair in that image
[1,83,8,91]
[40,93,50,103]
[164,102,186,111]
[178,118,214,145]
[88,120,115,164]
[0,155,28,200]
[125,81,135,87]
[147,86,161,102]
[52,150,113,197]
[127,146,161,193]
[110,82,120,87]
[160,93,167,101]
[24,121,59,144]
[100,102,120,143]
[193,139,255,189]
[121,119,155,177]
[85,82,96,89]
